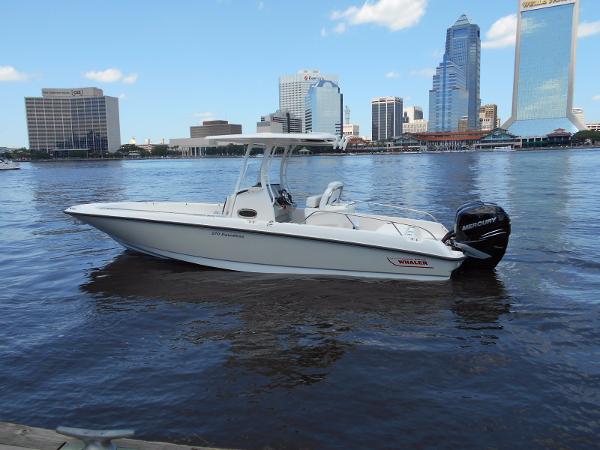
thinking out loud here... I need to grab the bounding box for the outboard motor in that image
[444,201,511,270]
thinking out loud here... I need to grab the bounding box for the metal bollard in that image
[56,426,135,450]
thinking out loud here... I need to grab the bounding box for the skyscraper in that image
[429,15,481,131]
[504,0,584,136]
[25,87,120,154]
[429,57,469,132]
[304,80,343,136]
[279,69,338,132]
[371,97,403,141]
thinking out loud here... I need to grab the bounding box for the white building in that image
[403,119,429,134]
[343,124,360,137]
[587,123,600,132]
[403,106,424,123]
[169,137,210,157]
[279,69,338,132]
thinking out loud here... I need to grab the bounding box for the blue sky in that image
[1,0,599,147]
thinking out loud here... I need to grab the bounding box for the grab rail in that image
[353,201,440,223]
[302,210,439,240]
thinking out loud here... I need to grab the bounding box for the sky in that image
[1,0,599,147]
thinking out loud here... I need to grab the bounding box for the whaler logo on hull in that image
[387,257,432,269]
[461,217,497,231]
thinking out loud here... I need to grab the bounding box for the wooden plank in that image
[0,423,66,450]
[0,423,236,450]
[0,444,42,450]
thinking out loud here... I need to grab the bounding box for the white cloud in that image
[331,0,427,32]
[118,93,126,100]
[385,71,400,78]
[482,14,517,49]
[84,68,138,84]
[84,68,123,82]
[0,66,30,81]
[320,27,328,38]
[257,1,264,10]
[122,73,138,84]
[593,95,600,101]
[410,67,435,78]
[579,20,600,38]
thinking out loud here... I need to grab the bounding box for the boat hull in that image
[69,212,464,281]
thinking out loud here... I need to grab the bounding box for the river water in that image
[1,150,599,449]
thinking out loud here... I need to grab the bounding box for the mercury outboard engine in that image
[444,201,511,270]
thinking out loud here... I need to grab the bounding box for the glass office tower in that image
[304,80,343,136]
[429,15,480,132]
[429,56,469,132]
[505,0,584,136]
[25,88,121,154]
[279,69,338,132]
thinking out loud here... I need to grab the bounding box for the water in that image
[1,151,599,449]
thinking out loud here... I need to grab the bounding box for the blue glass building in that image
[504,0,584,136]
[429,56,469,132]
[429,15,480,132]
[305,80,343,136]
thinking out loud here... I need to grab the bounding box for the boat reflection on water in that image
[81,252,511,388]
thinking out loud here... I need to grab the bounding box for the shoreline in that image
[8,145,599,162]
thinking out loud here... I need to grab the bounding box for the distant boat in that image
[0,158,20,170]
[493,145,514,152]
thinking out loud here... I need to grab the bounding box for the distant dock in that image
[0,422,233,450]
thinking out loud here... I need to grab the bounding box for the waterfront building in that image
[429,15,481,131]
[479,104,499,131]
[403,106,424,123]
[429,56,469,132]
[279,69,338,132]
[587,123,600,132]
[257,110,302,133]
[190,120,241,138]
[343,124,360,137]
[475,129,520,149]
[25,87,120,154]
[504,0,584,136]
[169,137,210,157]
[371,97,403,141]
[304,80,343,136]
[403,119,429,134]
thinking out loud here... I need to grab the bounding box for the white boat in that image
[493,145,514,152]
[0,158,20,170]
[66,133,511,281]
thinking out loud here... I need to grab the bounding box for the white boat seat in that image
[319,181,344,209]
[306,195,322,208]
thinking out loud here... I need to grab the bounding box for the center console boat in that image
[66,133,510,281]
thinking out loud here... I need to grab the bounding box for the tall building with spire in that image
[504,0,584,136]
[429,15,481,132]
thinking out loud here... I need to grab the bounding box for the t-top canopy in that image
[207,132,344,148]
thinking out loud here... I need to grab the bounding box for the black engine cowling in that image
[444,201,511,270]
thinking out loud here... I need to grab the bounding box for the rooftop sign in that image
[521,0,575,12]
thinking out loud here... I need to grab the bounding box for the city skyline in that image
[1,0,600,147]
